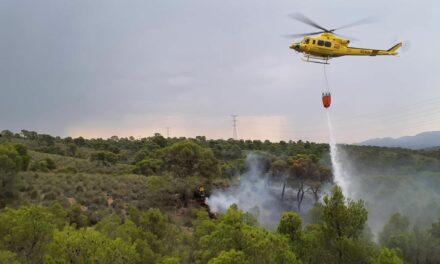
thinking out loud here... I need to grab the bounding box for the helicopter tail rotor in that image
[390,37,411,54]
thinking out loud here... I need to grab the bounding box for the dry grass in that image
[28,150,135,174]
[18,172,177,215]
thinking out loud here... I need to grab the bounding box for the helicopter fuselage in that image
[290,33,402,60]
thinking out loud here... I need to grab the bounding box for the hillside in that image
[359,131,440,149]
[1,129,440,264]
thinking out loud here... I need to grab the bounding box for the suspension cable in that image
[323,64,331,93]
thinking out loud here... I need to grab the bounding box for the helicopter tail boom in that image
[344,42,403,56]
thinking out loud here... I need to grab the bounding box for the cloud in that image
[1,0,440,142]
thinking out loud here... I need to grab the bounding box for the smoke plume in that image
[336,146,440,236]
[207,154,311,229]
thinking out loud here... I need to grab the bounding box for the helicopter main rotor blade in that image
[331,17,374,31]
[284,31,325,38]
[288,12,330,32]
[334,33,358,41]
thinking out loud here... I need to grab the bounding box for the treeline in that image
[343,145,440,172]
[1,129,328,165]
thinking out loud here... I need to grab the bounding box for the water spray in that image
[323,65,350,197]
[326,111,350,196]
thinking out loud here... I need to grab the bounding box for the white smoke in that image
[326,110,440,237]
[336,146,440,236]
[207,154,299,229]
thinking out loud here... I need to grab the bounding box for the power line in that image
[333,95,440,123]
[231,115,238,140]
[283,95,440,134]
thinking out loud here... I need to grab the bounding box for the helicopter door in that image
[304,38,311,52]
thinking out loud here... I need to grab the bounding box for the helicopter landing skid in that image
[301,55,330,65]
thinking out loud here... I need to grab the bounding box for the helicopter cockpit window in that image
[304,39,310,44]
[317,40,324,46]
[325,41,332,47]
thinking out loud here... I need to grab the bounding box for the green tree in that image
[0,144,22,173]
[96,214,158,263]
[12,144,30,170]
[193,206,300,264]
[208,250,249,264]
[0,250,19,264]
[160,141,220,179]
[379,213,410,245]
[270,159,289,200]
[21,130,38,140]
[134,158,163,176]
[372,248,404,264]
[67,204,89,228]
[408,226,438,264]
[30,158,57,172]
[430,218,440,241]
[0,205,65,263]
[38,134,55,146]
[48,202,69,228]
[44,227,140,264]
[73,136,86,147]
[299,224,327,264]
[220,161,243,179]
[378,214,440,264]
[277,212,302,244]
[97,209,189,263]
[289,154,311,211]
[319,186,370,264]
[90,151,118,166]
[0,130,14,141]
[0,144,23,207]
[138,208,168,239]
[66,144,77,156]
[157,257,180,264]
[379,213,411,260]
[151,133,167,148]
[309,167,332,203]
[270,159,288,177]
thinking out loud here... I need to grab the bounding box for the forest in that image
[1,129,440,264]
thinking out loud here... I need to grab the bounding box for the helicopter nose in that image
[290,44,301,51]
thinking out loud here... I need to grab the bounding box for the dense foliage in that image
[0,187,421,264]
[0,130,439,263]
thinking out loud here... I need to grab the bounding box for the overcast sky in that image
[1,0,439,143]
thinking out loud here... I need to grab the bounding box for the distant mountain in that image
[359,131,440,150]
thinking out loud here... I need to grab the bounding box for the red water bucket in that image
[322,93,331,108]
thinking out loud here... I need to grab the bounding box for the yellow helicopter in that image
[287,13,402,64]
